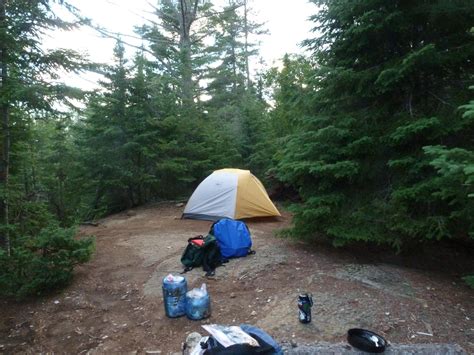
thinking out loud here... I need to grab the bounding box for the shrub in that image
[0,227,94,299]
[463,275,474,289]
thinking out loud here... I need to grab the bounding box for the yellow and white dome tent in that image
[182,169,280,221]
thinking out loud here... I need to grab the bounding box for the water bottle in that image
[162,274,187,318]
[185,283,211,320]
[298,293,313,323]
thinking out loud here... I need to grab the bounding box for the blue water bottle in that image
[162,274,187,318]
[185,283,211,320]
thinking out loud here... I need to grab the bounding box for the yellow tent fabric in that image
[182,168,280,220]
[233,170,281,219]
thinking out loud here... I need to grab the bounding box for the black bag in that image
[203,333,277,355]
[181,234,223,276]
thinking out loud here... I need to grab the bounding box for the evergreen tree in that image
[138,0,214,111]
[76,41,135,213]
[0,0,86,252]
[249,55,314,182]
[276,0,474,248]
[14,118,80,226]
[76,41,235,214]
[207,1,248,103]
[0,0,93,297]
[205,0,267,168]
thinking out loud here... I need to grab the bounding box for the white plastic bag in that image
[187,283,207,298]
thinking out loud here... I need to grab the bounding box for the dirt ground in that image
[1,203,473,354]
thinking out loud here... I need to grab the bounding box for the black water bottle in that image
[298,293,313,323]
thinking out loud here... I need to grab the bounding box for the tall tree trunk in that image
[180,36,194,107]
[137,152,143,205]
[57,170,66,223]
[244,0,250,90]
[0,0,10,255]
[231,38,237,93]
[178,0,199,109]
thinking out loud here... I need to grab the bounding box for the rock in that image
[54,300,60,305]
[176,203,184,207]
[251,310,257,316]
[230,293,236,298]
[145,351,161,354]
[290,340,298,348]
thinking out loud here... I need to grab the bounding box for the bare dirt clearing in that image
[1,203,473,354]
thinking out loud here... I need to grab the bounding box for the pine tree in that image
[0,0,93,297]
[76,41,135,213]
[0,0,85,253]
[138,0,214,111]
[248,55,314,182]
[276,0,474,248]
[204,0,267,167]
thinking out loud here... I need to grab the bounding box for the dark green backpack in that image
[181,234,222,276]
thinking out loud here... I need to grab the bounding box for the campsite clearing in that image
[0,203,473,354]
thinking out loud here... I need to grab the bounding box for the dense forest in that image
[1,0,473,297]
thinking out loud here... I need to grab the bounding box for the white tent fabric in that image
[184,171,238,219]
[183,169,280,221]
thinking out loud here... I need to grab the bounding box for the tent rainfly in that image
[182,168,280,221]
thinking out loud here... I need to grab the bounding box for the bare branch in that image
[428,91,456,108]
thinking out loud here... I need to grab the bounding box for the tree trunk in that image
[178,0,199,109]
[92,182,104,212]
[57,170,66,223]
[244,0,250,90]
[137,152,143,205]
[231,37,237,93]
[0,0,10,255]
[180,36,194,107]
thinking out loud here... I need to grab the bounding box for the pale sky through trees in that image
[46,0,316,89]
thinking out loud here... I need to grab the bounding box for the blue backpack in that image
[210,219,252,259]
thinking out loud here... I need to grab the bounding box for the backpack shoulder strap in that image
[209,221,219,235]
[180,266,193,274]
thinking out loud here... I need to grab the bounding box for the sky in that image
[46,0,317,89]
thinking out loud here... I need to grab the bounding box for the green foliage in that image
[1,0,86,112]
[204,1,268,171]
[462,275,474,289]
[0,0,93,298]
[9,119,83,226]
[248,55,315,184]
[0,226,94,299]
[74,40,250,217]
[272,0,474,248]
[137,0,214,107]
